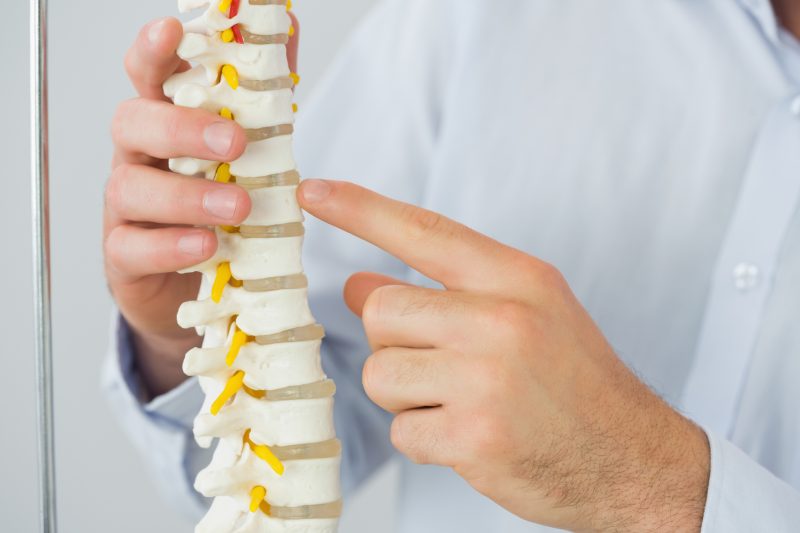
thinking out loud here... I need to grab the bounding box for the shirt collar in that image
[737,0,779,41]
[738,0,800,85]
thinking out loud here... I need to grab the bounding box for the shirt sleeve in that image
[101,310,210,522]
[701,430,800,532]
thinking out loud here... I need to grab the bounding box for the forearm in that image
[548,369,710,532]
[131,325,198,399]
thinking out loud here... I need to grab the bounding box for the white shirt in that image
[104,0,800,531]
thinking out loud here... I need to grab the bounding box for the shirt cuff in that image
[101,310,208,520]
[701,430,800,532]
[102,310,204,430]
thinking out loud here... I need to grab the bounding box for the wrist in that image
[595,405,710,532]
[130,325,199,400]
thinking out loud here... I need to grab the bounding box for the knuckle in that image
[110,101,132,145]
[534,261,568,290]
[467,414,505,458]
[391,416,427,463]
[391,414,437,465]
[488,299,531,335]
[105,164,131,212]
[104,226,128,272]
[471,357,507,406]
[361,285,394,333]
[123,48,137,79]
[401,205,447,243]
[389,416,406,452]
[361,353,382,401]
[162,109,184,147]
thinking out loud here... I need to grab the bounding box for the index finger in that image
[125,18,188,101]
[297,180,530,293]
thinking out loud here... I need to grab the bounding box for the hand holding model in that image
[106,17,710,533]
[105,17,298,398]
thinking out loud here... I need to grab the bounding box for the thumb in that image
[344,272,410,317]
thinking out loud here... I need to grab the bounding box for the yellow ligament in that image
[286,0,292,11]
[215,163,232,183]
[226,326,252,367]
[221,64,239,89]
[244,430,285,476]
[221,28,234,43]
[219,107,234,120]
[243,383,265,399]
[250,486,267,513]
[290,72,300,86]
[211,262,233,303]
[218,0,232,14]
[211,370,245,415]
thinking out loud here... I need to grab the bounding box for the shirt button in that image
[792,95,800,118]
[733,262,760,292]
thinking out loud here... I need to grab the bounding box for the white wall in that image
[0,1,397,531]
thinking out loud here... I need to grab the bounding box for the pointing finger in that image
[298,180,529,293]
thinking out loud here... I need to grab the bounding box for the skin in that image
[106,5,800,529]
[774,0,800,38]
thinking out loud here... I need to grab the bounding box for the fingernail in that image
[301,179,331,204]
[203,189,240,220]
[204,122,237,156]
[147,18,167,46]
[177,231,208,258]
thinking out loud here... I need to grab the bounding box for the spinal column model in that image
[162,1,341,532]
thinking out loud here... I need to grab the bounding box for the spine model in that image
[163,1,341,532]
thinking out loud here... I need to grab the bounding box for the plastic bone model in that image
[163,1,341,531]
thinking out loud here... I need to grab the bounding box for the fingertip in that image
[343,273,366,316]
[139,17,183,64]
[287,12,300,72]
[202,182,252,224]
[125,19,184,100]
[344,272,408,317]
[231,185,252,223]
[203,120,248,161]
[176,228,218,261]
[228,124,249,161]
[297,179,333,207]
[148,17,183,46]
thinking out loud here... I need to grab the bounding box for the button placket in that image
[792,95,800,118]
[682,96,800,436]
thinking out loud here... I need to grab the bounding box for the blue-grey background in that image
[0,1,398,531]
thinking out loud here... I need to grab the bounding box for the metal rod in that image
[30,0,57,531]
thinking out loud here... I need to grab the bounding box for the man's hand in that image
[105,17,298,397]
[298,179,710,532]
